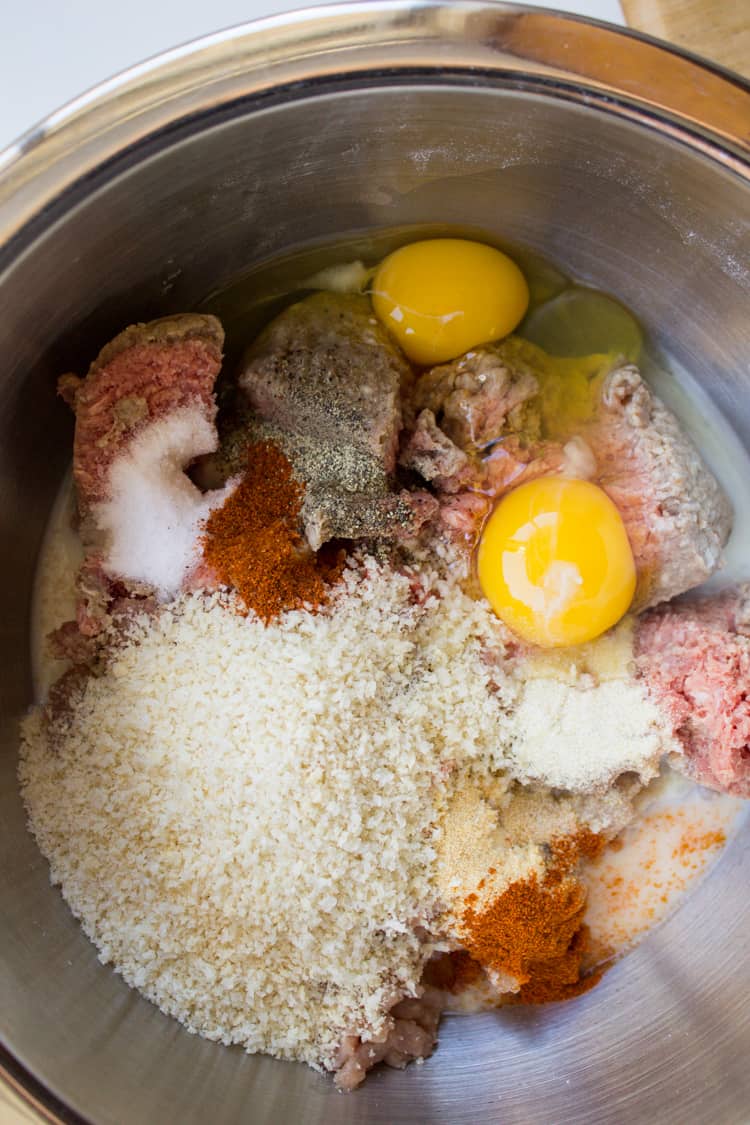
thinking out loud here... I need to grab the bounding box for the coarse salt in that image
[92,406,233,599]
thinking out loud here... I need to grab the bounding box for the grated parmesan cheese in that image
[507,677,669,791]
[505,621,677,791]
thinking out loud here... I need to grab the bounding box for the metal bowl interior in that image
[0,5,749,1123]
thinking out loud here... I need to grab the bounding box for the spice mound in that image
[201,440,342,621]
[460,832,606,1004]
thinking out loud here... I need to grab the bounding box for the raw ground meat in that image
[332,986,444,1091]
[46,623,98,669]
[411,347,540,448]
[60,313,224,517]
[399,408,479,494]
[241,291,408,472]
[401,348,732,609]
[636,584,750,796]
[56,314,224,644]
[301,486,437,548]
[231,292,435,548]
[589,365,732,611]
[399,345,552,548]
[435,436,571,546]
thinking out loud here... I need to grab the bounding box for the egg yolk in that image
[477,477,636,648]
[371,239,529,365]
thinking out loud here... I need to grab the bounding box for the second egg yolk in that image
[371,238,529,365]
[477,477,636,648]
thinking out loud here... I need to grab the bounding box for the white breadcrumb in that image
[19,559,512,1071]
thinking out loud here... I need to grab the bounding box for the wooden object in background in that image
[622,0,750,78]
[0,1085,42,1125]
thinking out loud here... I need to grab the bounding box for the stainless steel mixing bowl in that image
[1,4,749,1122]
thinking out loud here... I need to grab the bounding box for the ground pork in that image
[589,365,732,610]
[636,584,750,796]
[332,986,444,1091]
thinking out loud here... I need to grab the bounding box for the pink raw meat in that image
[60,313,223,514]
[55,313,224,645]
[636,585,750,796]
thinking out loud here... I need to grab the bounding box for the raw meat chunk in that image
[240,291,407,471]
[332,987,443,1091]
[237,292,435,548]
[411,346,540,449]
[302,486,437,550]
[60,314,224,515]
[590,365,732,610]
[57,313,225,637]
[399,408,478,493]
[636,585,750,796]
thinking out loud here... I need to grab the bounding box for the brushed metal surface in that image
[0,4,748,1123]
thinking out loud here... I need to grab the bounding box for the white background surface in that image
[1,0,623,153]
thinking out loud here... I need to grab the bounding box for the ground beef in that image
[399,408,478,493]
[57,314,224,645]
[236,293,433,548]
[60,314,223,516]
[411,347,540,449]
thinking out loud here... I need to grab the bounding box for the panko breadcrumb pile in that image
[20,548,675,1074]
[20,559,509,1068]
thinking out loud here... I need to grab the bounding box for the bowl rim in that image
[0,0,748,266]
